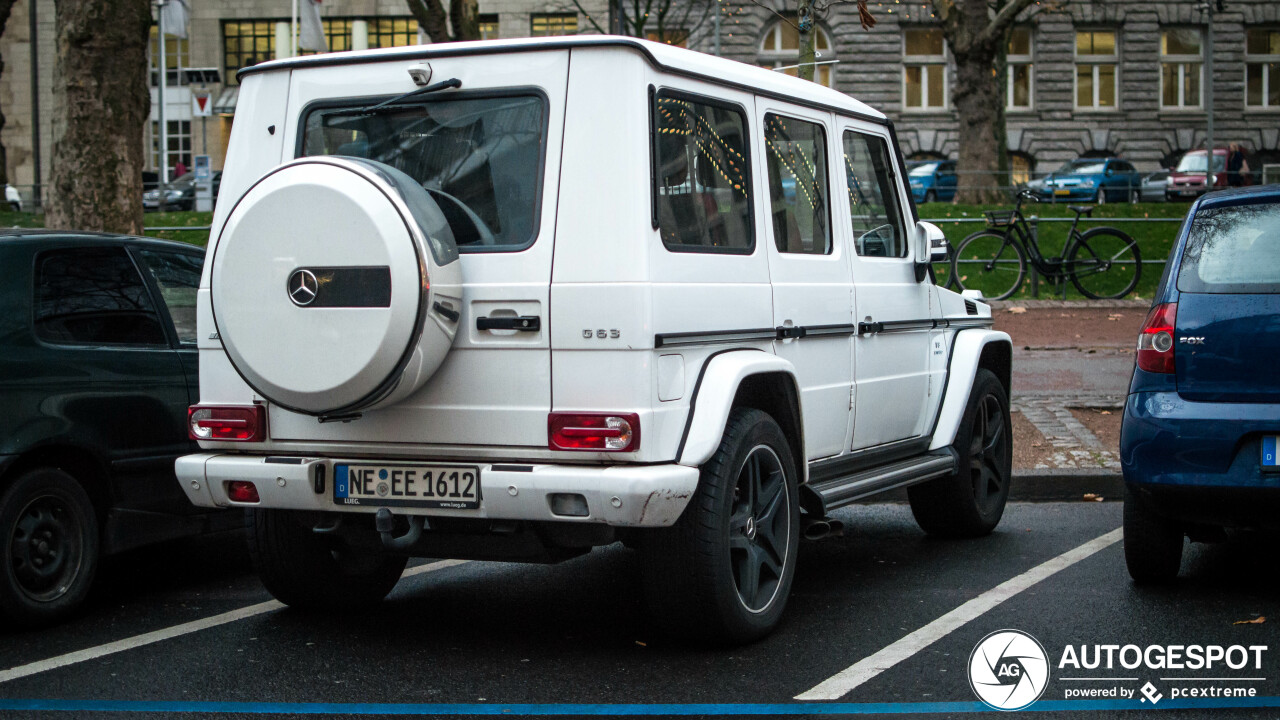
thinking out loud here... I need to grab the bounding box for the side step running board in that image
[802,449,958,515]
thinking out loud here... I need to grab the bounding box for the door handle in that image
[476,315,541,332]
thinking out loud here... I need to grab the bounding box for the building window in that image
[758,18,835,87]
[478,14,499,40]
[1075,30,1118,109]
[1009,152,1034,186]
[1161,28,1202,108]
[1007,27,1032,110]
[368,17,419,47]
[223,20,276,84]
[149,26,189,86]
[904,28,947,110]
[299,19,354,55]
[1246,28,1280,108]
[150,119,192,175]
[530,13,577,36]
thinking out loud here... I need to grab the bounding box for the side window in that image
[135,248,204,345]
[652,92,753,253]
[34,247,167,346]
[764,113,831,254]
[843,130,908,258]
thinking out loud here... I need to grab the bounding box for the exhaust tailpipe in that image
[802,517,844,541]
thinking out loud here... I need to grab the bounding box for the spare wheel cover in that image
[211,158,433,416]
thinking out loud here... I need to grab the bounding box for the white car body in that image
[176,37,1012,639]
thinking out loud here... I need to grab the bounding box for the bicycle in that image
[949,189,1142,301]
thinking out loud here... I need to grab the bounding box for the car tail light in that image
[1136,303,1177,374]
[226,481,260,503]
[549,413,640,452]
[189,405,267,442]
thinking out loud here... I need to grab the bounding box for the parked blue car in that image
[1034,157,1142,204]
[907,160,957,203]
[1121,185,1280,582]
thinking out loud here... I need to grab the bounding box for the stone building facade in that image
[0,0,1277,206]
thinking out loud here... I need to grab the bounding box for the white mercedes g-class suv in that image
[177,36,1012,644]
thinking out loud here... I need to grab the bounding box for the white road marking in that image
[796,527,1123,701]
[0,558,468,685]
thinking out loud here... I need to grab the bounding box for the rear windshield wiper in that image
[351,77,462,115]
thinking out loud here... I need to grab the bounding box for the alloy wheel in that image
[968,394,1008,516]
[729,445,790,613]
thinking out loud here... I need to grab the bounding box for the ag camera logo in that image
[969,630,1050,711]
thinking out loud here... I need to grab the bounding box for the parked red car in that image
[1166,149,1251,201]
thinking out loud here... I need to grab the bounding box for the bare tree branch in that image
[976,0,1036,47]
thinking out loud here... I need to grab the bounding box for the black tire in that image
[1123,487,1183,583]
[924,189,937,203]
[0,468,99,627]
[1067,227,1142,299]
[952,231,1027,301]
[641,407,800,645]
[248,509,407,610]
[909,369,1011,538]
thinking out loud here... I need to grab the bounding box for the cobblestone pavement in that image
[1012,393,1124,471]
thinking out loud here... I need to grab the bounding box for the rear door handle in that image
[476,315,541,332]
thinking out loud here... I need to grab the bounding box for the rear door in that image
[32,246,191,514]
[754,101,853,460]
[272,51,569,448]
[1174,199,1280,403]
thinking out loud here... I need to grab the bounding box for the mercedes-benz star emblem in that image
[288,269,319,307]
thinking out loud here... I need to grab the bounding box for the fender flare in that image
[677,351,802,470]
[928,329,1012,451]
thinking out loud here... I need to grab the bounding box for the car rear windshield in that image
[300,93,546,252]
[1177,201,1280,294]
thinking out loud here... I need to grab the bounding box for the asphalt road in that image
[2,501,1278,719]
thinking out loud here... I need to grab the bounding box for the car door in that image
[939,161,959,201]
[838,121,935,450]
[754,101,853,461]
[31,245,192,515]
[132,244,204,420]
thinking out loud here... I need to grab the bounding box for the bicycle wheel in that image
[952,231,1027,301]
[1068,227,1142,299]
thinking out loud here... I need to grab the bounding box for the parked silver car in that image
[1139,171,1170,203]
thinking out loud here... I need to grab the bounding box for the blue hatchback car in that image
[1121,185,1280,582]
[907,160,957,203]
[1035,157,1142,204]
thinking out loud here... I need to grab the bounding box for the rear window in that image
[300,93,547,252]
[1177,201,1280,294]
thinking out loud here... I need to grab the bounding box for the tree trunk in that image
[0,0,18,188]
[46,0,150,234]
[951,47,1005,204]
[449,0,479,41]
[796,0,814,82]
[406,0,451,43]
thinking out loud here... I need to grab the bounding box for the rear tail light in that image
[1136,302,1177,374]
[189,404,267,442]
[549,413,640,452]
[226,481,260,503]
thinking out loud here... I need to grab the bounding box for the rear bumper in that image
[1122,390,1280,488]
[176,454,698,528]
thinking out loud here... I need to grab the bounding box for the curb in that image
[988,299,1151,310]
[858,469,1123,504]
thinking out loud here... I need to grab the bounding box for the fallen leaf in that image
[1234,617,1266,625]
[1083,493,1100,501]
[1100,410,1112,415]
[635,640,648,646]
[1009,306,1027,314]
[1075,334,1082,338]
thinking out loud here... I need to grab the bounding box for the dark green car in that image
[0,231,233,626]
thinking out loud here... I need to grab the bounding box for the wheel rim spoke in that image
[9,496,82,601]
[730,445,791,613]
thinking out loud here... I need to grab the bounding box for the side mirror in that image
[917,221,948,263]
[1106,167,1115,177]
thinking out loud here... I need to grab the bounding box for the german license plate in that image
[1180,189,1197,196]
[1054,189,1070,196]
[333,463,481,509]
[1263,438,1280,472]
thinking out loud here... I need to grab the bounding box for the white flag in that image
[299,0,328,52]
[160,0,189,39]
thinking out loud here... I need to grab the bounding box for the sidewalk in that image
[988,300,1145,492]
